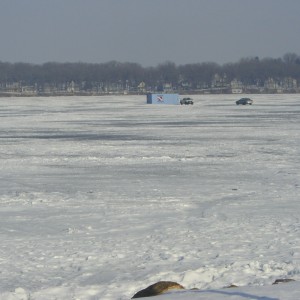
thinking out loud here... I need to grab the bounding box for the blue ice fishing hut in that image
[147,93,180,105]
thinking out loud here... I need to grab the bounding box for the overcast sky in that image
[1,0,300,66]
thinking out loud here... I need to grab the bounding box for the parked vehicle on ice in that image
[180,97,194,105]
[236,97,253,105]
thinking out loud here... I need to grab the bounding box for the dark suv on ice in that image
[236,97,253,105]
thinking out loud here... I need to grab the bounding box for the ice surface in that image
[0,94,299,299]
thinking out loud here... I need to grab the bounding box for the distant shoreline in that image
[1,91,299,97]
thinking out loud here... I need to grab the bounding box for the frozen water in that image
[0,94,299,299]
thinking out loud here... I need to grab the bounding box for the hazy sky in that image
[1,0,300,66]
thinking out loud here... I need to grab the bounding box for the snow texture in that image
[0,94,299,299]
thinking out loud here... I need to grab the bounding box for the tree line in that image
[0,53,300,92]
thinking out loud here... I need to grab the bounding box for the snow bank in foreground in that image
[1,281,299,300]
[138,281,300,299]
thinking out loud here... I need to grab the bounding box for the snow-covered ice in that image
[0,94,299,299]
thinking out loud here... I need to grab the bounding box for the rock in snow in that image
[132,281,185,298]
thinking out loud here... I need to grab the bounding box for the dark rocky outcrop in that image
[225,284,238,288]
[132,281,185,298]
[273,278,295,285]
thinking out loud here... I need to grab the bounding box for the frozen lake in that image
[0,94,299,299]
